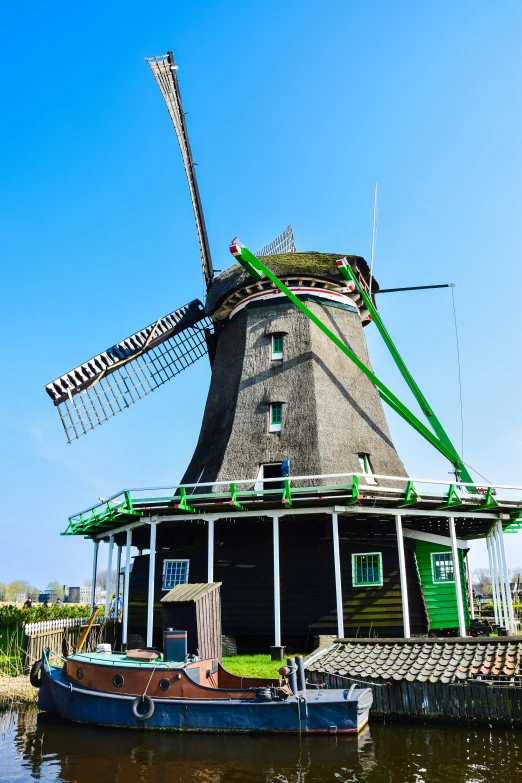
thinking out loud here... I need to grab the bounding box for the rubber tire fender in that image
[30,659,43,688]
[131,694,155,721]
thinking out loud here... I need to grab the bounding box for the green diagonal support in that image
[437,484,463,510]
[345,475,362,505]
[398,481,422,508]
[230,241,469,482]
[468,486,499,512]
[174,487,197,513]
[282,480,292,507]
[229,483,246,511]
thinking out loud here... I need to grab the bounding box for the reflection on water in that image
[1,708,521,783]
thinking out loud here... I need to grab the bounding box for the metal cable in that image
[450,285,465,460]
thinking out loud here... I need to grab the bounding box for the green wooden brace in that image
[398,481,422,508]
[437,484,463,510]
[229,483,246,511]
[282,479,293,507]
[175,486,197,513]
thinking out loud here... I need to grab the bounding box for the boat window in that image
[352,553,383,586]
[113,674,124,688]
[159,678,171,691]
[76,668,84,680]
[431,552,455,583]
[162,559,190,590]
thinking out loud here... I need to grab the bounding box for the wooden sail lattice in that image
[45,300,212,442]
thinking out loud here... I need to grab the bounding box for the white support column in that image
[146,522,157,648]
[449,516,466,636]
[395,515,410,639]
[492,525,509,632]
[489,527,506,628]
[207,519,214,583]
[496,520,515,634]
[486,534,500,625]
[273,517,281,647]
[104,536,114,618]
[331,513,344,638]
[122,529,132,648]
[90,540,99,613]
[115,544,122,618]
[465,550,475,621]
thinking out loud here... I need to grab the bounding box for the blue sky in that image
[1,1,521,587]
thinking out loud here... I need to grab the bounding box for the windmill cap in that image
[205,251,376,318]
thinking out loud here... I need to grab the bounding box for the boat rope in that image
[143,664,160,697]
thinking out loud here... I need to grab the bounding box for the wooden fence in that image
[23,618,119,672]
[308,671,522,727]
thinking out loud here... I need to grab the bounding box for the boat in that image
[33,647,372,734]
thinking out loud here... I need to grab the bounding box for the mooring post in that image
[207,519,214,583]
[104,536,114,618]
[90,540,99,614]
[331,513,344,638]
[395,515,411,638]
[122,529,132,650]
[449,516,466,636]
[146,522,157,648]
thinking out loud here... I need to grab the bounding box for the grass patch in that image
[222,654,303,679]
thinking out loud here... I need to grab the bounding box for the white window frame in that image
[271,333,284,360]
[351,552,383,587]
[162,559,190,591]
[269,403,283,433]
[358,453,377,485]
[430,551,455,584]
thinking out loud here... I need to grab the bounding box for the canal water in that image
[1,708,521,783]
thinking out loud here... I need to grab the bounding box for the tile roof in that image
[306,639,522,683]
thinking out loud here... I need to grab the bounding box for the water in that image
[1,708,521,783]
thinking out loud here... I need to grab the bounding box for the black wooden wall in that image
[127,515,428,650]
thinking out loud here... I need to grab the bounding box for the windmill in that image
[45,50,471,490]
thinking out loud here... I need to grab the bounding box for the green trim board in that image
[415,540,470,630]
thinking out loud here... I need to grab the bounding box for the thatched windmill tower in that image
[182,252,406,489]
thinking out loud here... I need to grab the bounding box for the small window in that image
[352,553,382,586]
[269,403,283,432]
[358,453,377,485]
[162,559,190,590]
[431,552,454,583]
[271,334,284,360]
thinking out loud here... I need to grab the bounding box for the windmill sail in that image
[256,224,296,257]
[146,52,214,291]
[45,300,212,443]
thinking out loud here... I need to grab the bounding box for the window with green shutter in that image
[269,402,283,432]
[352,553,382,586]
[271,334,284,360]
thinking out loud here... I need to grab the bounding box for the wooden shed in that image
[160,582,222,660]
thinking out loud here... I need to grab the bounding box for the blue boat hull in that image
[39,663,372,734]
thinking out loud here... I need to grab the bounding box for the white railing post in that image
[146,522,157,648]
[115,544,122,620]
[486,534,500,625]
[105,536,114,618]
[449,516,466,636]
[395,515,411,638]
[466,550,475,621]
[331,513,344,638]
[122,529,132,648]
[207,519,214,583]
[273,517,281,648]
[90,540,99,613]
